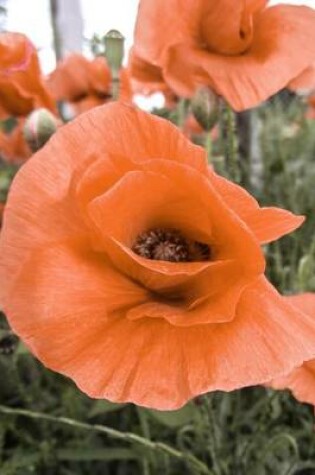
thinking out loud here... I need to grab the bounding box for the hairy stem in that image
[0,405,213,475]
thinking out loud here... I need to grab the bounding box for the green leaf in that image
[145,403,196,428]
[88,399,127,417]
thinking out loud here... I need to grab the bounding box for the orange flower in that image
[47,53,132,115]
[133,0,315,111]
[0,32,56,119]
[1,103,315,409]
[0,120,32,163]
[269,294,315,407]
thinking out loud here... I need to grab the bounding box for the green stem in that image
[200,396,225,475]
[177,98,188,130]
[222,103,240,183]
[111,74,120,101]
[205,130,212,163]
[0,405,212,475]
[137,408,153,475]
[250,433,299,473]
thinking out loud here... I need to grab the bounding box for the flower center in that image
[132,228,211,263]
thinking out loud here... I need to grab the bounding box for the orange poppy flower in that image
[0,120,32,163]
[47,53,132,115]
[1,103,315,409]
[0,32,56,119]
[269,294,315,407]
[133,0,315,111]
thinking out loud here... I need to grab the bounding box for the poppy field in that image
[1,1,315,474]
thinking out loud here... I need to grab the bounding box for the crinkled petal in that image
[0,103,207,304]
[6,276,315,410]
[163,6,315,110]
[244,207,304,244]
[269,293,315,406]
[210,172,304,243]
[134,0,203,65]
[3,242,148,337]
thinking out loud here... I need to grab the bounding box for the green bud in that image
[191,87,219,131]
[104,29,125,76]
[23,108,59,152]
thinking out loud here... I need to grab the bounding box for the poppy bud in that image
[23,108,59,152]
[191,87,219,131]
[104,30,125,100]
[104,29,125,76]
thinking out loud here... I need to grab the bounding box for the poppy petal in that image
[244,207,304,244]
[0,32,56,118]
[271,364,315,407]
[74,102,207,174]
[288,64,315,91]
[88,169,212,245]
[133,0,202,65]
[0,103,207,305]
[210,172,304,243]
[6,275,315,410]
[47,53,91,102]
[163,5,315,110]
[269,293,315,406]
[3,243,148,337]
[87,169,215,293]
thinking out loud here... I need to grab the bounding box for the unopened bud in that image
[23,108,59,152]
[191,87,219,131]
[104,29,124,76]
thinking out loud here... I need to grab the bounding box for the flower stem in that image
[221,102,241,183]
[137,407,153,475]
[0,404,213,475]
[177,98,188,130]
[111,74,120,101]
[200,395,226,475]
[205,130,212,163]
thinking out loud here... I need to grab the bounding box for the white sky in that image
[5,0,315,73]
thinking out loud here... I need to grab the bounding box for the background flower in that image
[0,119,32,163]
[47,53,132,115]
[133,0,315,110]
[0,32,56,119]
